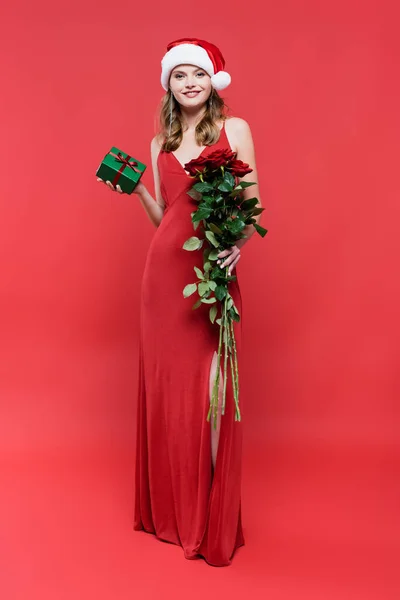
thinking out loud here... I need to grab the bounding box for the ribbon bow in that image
[110,151,140,188]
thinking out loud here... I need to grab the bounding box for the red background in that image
[0,1,399,598]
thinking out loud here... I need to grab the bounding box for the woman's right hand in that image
[96,178,145,196]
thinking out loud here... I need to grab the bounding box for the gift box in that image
[96,147,146,194]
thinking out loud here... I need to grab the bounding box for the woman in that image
[98,38,262,566]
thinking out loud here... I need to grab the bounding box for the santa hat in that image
[161,37,231,91]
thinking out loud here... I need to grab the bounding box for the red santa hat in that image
[161,37,231,91]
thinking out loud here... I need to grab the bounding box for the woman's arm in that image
[225,117,263,250]
[216,117,264,274]
[98,137,165,227]
[134,136,165,228]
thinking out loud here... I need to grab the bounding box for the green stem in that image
[230,318,241,421]
[207,306,224,429]
[229,351,237,417]
[222,298,229,415]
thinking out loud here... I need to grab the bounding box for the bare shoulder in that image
[225,116,252,137]
[224,117,253,153]
[150,134,163,159]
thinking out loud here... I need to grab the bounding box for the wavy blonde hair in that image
[157,87,229,152]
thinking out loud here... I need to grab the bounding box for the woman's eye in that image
[174,72,204,80]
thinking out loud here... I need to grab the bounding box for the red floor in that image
[1,437,398,600]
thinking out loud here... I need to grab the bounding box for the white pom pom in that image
[210,71,231,90]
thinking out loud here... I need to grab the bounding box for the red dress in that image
[134,121,244,566]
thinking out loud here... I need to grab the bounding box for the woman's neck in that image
[179,104,207,131]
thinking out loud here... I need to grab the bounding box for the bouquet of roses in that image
[182,147,267,428]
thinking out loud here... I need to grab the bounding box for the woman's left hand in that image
[217,245,241,276]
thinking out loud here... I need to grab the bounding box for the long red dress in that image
[134,121,244,566]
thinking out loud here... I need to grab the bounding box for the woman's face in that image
[169,64,212,108]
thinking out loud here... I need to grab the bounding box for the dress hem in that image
[133,522,245,567]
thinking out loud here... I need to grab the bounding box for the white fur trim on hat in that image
[161,43,231,91]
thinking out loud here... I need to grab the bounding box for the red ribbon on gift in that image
[110,151,140,187]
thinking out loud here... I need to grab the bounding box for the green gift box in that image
[96,147,146,194]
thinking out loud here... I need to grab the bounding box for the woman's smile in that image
[183,90,201,98]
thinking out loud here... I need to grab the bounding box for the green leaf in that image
[209,222,223,235]
[205,230,219,248]
[190,211,200,230]
[226,296,234,310]
[198,281,210,296]
[217,181,233,192]
[240,197,259,211]
[192,298,202,310]
[249,207,265,216]
[238,181,257,189]
[208,280,217,291]
[224,171,236,187]
[254,223,268,237]
[194,266,204,280]
[225,218,246,235]
[187,187,202,201]
[193,181,214,193]
[204,261,211,273]
[215,285,227,301]
[230,309,240,322]
[201,297,217,304]
[229,187,244,198]
[208,249,219,261]
[209,304,218,324]
[183,236,203,251]
[193,206,212,222]
[210,266,225,280]
[183,283,197,298]
[216,318,222,326]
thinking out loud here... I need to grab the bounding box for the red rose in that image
[204,148,237,170]
[228,159,253,177]
[184,154,209,176]
[184,148,238,177]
